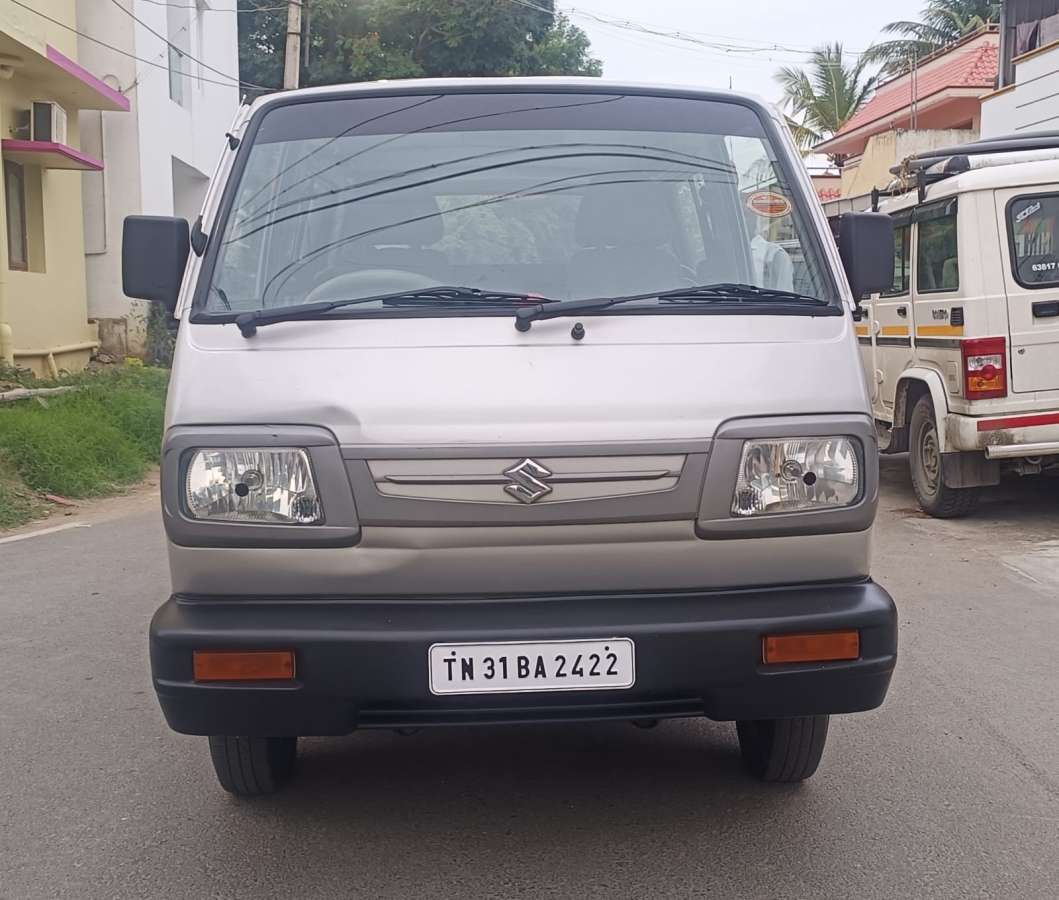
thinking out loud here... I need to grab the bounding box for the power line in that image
[123,1,204,96]
[134,0,287,11]
[503,0,869,60]
[106,0,247,87]
[9,0,272,91]
[586,17,859,72]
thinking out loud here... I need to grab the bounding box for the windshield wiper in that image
[513,283,832,331]
[233,286,554,337]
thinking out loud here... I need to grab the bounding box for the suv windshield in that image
[202,91,835,315]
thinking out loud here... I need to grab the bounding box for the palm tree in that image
[775,43,880,163]
[863,1,1001,76]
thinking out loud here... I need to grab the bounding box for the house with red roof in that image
[815,27,999,208]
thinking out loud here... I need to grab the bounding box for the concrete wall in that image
[0,0,97,377]
[77,0,239,357]
[981,42,1059,136]
[76,0,142,358]
[839,128,979,196]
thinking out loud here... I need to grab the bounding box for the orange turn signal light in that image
[763,631,860,665]
[193,650,296,682]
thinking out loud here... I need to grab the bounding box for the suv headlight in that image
[731,437,860,517]
[185,448,323,524]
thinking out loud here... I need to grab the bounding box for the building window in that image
[4,161,27,271]
[168,46,185,106]
[167,2,192,106]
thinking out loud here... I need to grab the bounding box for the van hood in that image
[167,313,869,445]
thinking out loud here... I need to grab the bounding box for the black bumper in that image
[150,581,897,736]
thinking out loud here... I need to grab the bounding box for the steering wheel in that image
[304,269,439,304]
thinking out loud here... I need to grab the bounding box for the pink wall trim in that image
[2,139,104,171]
[45,44,131,112]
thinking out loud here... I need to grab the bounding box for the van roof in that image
[878,157,1059,213]
[244,77,779,121]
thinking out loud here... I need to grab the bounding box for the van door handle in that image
[896,305,908,317]
[1032,300,1059,318]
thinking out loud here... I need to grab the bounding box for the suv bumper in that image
[946,411,1059,457]
[150,581,897,736]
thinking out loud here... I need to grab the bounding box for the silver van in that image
[123,79,899,796]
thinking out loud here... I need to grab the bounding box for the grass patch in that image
[0,468,45,529]
[0,367,168,526]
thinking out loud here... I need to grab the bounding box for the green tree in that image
[863,1,1001,76]
[775,44,880,162]
[237,0,601,95]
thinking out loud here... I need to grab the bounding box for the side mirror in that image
[838,212,894,300]
[122,216,190,313]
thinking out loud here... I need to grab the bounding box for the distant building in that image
[76,0,239,359]
[815,28,999,214]
[981,0,1059,137]
[0,0,129,378]
[810,172,842,204]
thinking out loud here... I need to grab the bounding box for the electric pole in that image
[283,0,302,90]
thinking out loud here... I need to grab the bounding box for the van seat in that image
[335,195,451,280]
[568,183,684,298]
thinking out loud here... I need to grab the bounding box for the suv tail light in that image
[962,337,1007,400]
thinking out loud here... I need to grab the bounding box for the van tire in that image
[207,736,297,796]
[909,396,979,518]
[736,715,829,782]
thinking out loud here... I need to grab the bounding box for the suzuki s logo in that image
[503,458,553,504]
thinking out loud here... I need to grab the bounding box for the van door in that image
[997,190,1059,395]
[872,212,913,417]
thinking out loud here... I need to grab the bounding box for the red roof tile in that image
[833,42,998,137]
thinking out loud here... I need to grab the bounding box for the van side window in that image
[882,221,910,296]
[916,200,959,294]
[1008,193,1059,288]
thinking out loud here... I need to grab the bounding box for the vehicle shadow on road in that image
[237,718,810,845]
[880,454,1059,531]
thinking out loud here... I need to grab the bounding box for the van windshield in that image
[202,91,835,315]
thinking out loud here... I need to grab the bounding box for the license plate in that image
[429,638,635,695]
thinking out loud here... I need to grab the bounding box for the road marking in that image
[0,522,91,545]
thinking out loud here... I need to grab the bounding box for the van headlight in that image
[184,448,323,524]
[731,437,860,517]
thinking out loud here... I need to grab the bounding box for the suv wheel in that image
[208,735,297,796]
[908,395,979,518]
[736,715,829,782]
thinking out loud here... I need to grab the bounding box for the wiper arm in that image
[234,286,553,337]
[513,283,831,331]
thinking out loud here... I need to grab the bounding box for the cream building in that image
[0,0,128,377]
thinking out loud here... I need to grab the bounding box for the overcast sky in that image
[570,0,929,103]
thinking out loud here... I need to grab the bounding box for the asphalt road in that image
[1,460,1057,900]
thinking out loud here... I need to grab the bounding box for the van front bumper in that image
[150,581,897,736]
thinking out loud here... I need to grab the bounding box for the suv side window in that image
[882,219,911,296]
[1007,193,1059,287]
[916,199,959,294]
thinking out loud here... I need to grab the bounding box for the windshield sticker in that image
[746,191,792,218]
[1015,201,1042,224]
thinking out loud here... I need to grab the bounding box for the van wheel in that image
[736,715,829,782]
[207,736,297,796]
[909,396,979,518]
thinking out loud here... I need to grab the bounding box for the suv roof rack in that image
[880,132,1059,202]
[889,129,1059,175]
[901,131,1059,172]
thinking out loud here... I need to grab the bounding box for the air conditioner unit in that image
[31,101,68,145]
